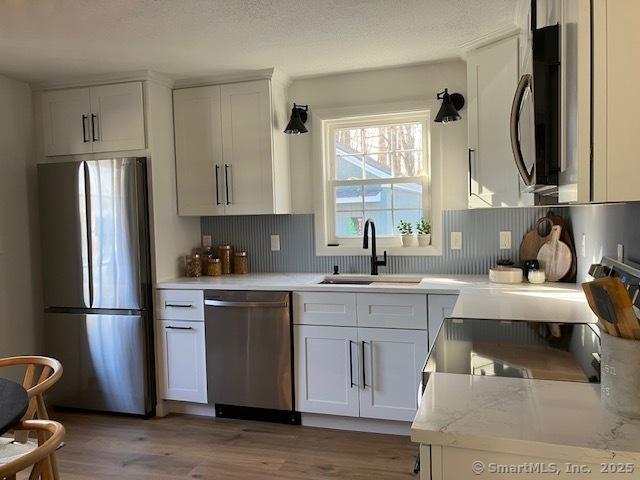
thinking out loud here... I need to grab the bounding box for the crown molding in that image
[31,70,174,91]
[458,24,521,56]
[172,67,291,89]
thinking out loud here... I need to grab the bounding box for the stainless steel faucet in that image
[363,219,387,275]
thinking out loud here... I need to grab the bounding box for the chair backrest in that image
[0,419,65,478]
[0,356,63,420]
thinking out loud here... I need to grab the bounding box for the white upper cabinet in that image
[174,86,224,216]
[89,83,145,153]
[593,0,640,202]
[41,82,145,157]
[174,78,291,216]
[467,36,524,208]
[41,87,93,156]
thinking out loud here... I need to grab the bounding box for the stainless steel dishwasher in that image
[204,290,298,424]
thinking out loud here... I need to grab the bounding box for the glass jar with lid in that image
[234,251,249,274]
[219,244,233,274]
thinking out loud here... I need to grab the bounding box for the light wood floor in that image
[50,410,418,479]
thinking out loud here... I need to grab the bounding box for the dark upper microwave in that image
[511,23,560,193]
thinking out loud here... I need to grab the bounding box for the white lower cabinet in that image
[157,320,207,403]
[294,325,359,417]
[294,322,427,421]
[359,328,427,421]
[427,295,458,350]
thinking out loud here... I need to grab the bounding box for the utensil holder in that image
[601,331,640,418]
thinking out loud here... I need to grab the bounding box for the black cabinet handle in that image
[361,340,367,388]
[91,114,98,141]
[82,115,89,143]
[164,303,194,308]
[165,325,193,330]
[349,340,355,388]
[224,164,231,205]
[215,165,221,205]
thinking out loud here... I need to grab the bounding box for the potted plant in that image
[416,218,432,246]
[398,220,417,247]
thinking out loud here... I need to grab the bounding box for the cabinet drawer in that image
[293,292,357,326]
[156,289,204,321]
[356,293,427,329]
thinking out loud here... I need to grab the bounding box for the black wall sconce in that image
[284,103,309,134]
[434,89,465,123]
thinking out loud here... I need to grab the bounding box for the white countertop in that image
[411,373,640,463]
[157,273,596,324]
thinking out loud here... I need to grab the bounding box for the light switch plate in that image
[618,244,624,262]
[499,231,511,250]
[450,231,462,250]
[202,235,212,248]
[271,235,281,252]
[580,234,586,258]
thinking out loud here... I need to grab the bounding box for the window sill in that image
[316,244,443,257]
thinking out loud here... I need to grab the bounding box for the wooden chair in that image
[0,357,63,479]
[0,356,63,423]
[0,420,65,480]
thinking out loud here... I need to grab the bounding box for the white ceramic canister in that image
[601,331,640,418]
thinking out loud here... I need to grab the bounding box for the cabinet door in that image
[427,295,458,350]
[467,36,522,207]
[358,328,427,421]
[220,80,274,215]
[158,320,207,403]
[173,86,224,215]
[41,88,92,156]
[90,82,145,153]
[294,325,359,417]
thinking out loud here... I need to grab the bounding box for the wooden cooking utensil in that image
[582,281,620,336]
[519,217,553,264]
[595,277,640,340]
[536,225,572,282]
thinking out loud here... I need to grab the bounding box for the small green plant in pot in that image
[398,220,417,247]
[416,218,432,246]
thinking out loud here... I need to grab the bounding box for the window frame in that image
[312,101,444,257]
[326,115,431,246]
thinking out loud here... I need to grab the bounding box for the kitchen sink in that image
[318,275,423,286]
[319,279,374,285]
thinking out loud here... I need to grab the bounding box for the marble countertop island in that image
[412,373,640,464]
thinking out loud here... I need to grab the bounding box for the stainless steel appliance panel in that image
[38,162,90,308]
[205,291,292,411]
[45,311,151,415]
[86,158,145,310]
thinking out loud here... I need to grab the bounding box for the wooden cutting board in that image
[536,225,572,282]
[519,217,553,262]
[546,210,577,282]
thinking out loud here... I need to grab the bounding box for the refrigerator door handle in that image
[83,162,94,307]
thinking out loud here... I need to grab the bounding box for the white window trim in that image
[312,100,444,257]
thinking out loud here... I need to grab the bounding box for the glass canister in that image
[206,257,222,276]
[234,251,249,274]
[219,244,233,274]
[185,253,202,277]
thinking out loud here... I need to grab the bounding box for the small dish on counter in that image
[489,267,523,284]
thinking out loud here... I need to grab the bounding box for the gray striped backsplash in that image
[201,206,572,275]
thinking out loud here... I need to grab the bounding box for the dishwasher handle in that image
[205,299,288,308]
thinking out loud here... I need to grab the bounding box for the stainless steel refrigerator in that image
[38,158,155,416]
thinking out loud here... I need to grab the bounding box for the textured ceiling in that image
[0,0,518,83]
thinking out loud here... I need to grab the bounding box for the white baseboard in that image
[301,413,411,436]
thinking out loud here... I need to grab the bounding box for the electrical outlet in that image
[450,231,462,250]
[618,244,624,262]
[271,235,281,252]
[202,235,212,249]
[580,234,586,258]
[499,231,512,250]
